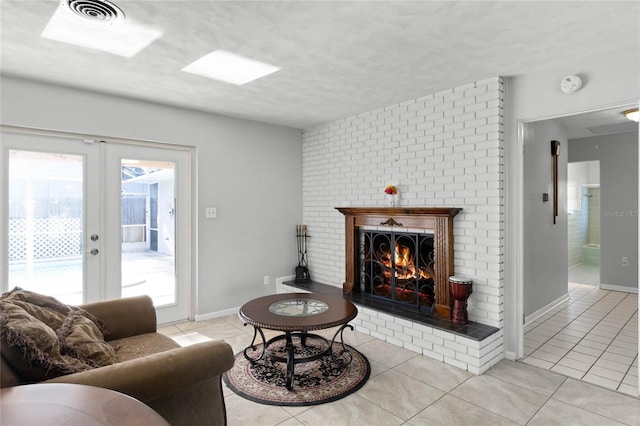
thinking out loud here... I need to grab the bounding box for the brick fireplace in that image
[282,203,501,373]
[336,207,460,319]
[299,77,506,373]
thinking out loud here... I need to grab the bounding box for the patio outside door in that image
[1,130,191,324]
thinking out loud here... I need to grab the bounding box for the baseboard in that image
[600,283,638,294]
[525,293,570,325]
[194,307,239,322]
[504,350,518,361]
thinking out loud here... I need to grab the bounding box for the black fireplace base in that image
[283,280,498,341]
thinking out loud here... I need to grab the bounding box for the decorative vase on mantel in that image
[384,185,398,207]
[386,193,397,207]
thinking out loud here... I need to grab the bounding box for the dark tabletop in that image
[239,292,357,332]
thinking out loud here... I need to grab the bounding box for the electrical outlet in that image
[205,207,217,219]
[263,275,270,285]
[622,256,629,266]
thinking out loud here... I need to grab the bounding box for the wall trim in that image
[600,283,639,294]
[524,293,570,325]
[194,307,240,322]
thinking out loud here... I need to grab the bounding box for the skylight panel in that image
[181,50,281,86]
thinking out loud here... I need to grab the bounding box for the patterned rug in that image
[223,337,370,406]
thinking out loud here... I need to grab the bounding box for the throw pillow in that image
[1,289,108,333]
[0,301,93,381]
[57,309,117,367]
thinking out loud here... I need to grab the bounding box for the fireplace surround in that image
[336,207,461,319]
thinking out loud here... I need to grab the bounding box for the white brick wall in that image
[302,77,505,330]
[350,302,504,374]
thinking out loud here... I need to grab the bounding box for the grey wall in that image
[569,130,639,290]
[523,120,569,317]
[0,76,303,317]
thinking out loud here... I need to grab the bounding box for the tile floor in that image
[159,310,640,426]
[523,281,638,396]
[568,263,601,286]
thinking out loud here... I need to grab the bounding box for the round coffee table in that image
[239,292,358,390]
[0,383,169,425]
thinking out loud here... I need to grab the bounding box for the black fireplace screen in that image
[359,229,435,312]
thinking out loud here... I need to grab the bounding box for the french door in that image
[1,130,191,323]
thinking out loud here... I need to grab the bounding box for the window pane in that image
[120,159,176,306]
[8,150,83,305]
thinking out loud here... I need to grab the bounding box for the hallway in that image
[523,283,638,396]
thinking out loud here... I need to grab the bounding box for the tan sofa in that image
[1,294,235,426]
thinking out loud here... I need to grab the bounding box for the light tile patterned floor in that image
[523,281,638,396]
[568,263,600,286]
[160,307,640,426]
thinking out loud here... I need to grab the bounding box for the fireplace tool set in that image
[295,225,311,283]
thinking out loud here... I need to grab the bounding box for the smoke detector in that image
[560,75,583,94]
[64,0,125,24]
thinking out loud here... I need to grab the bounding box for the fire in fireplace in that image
[360,230,435,312]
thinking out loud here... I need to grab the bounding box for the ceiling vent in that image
[65,0,125,23]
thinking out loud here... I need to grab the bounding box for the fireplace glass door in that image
[359,230,435,311]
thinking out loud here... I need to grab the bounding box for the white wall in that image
[522,120,568,318]
[504,48,640,359]
[0,76,303,317]
[569,131,639,290]
[303,77,505,329]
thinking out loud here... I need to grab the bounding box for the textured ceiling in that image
[1,1,639,129]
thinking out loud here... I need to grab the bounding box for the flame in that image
[380,242,431,281]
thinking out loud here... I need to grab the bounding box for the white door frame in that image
[104,142,192,323]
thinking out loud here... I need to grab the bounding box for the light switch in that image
[205,207,217,219]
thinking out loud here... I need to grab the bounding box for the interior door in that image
[1,130,192,323]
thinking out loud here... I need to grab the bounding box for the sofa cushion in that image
[109,333,179,362]
[0,289,117,381]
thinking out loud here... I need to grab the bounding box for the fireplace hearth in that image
[336,207,461,319]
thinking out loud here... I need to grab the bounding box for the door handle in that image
[88,248,99,255]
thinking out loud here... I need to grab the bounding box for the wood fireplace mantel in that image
[336,207,461,319]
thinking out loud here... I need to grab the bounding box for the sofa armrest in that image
[45,340,235,402]
[81,295,157,340]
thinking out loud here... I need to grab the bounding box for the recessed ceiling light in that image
[622,107,639,123]
[41,0,162,58]
[181,50,281,86]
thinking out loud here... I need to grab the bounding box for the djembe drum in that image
[449,276,473,325]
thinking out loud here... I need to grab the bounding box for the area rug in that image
[223,338,370,406]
